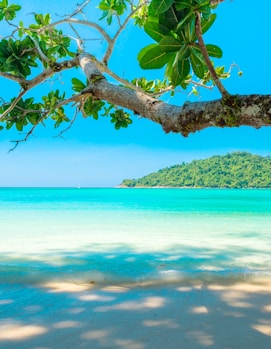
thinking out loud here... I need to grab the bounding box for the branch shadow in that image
[1,277,271,348]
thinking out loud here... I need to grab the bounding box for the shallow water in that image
[0,188,271,285]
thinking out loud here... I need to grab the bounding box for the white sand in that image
[1,279,271,348]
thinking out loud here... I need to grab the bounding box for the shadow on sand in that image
[1,277,271,349]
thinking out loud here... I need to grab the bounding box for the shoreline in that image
[1,278,271,348]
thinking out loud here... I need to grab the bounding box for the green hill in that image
[120,152,271,188]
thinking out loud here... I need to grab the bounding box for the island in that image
[120,152,271,188]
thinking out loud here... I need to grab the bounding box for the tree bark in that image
[79,53,271,136]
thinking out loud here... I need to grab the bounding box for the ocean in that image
[1,187,271,286]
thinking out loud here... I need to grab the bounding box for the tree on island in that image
[121,152,271,188]
[0,0,270,149]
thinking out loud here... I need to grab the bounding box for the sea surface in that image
[0,187,271,286]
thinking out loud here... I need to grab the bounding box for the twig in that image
[68,23,84,51]
[37,18,112,45]
[0,89,28,120]
[30,37,51,63]
[69,0,91,18]
[54,108,78,138]
[102,0,148,64]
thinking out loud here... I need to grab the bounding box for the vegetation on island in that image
[0,1,270,149]
[121,152,271,188]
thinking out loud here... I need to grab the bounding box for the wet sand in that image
[1,278,271,348]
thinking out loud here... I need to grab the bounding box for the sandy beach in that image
[1,278,271,348]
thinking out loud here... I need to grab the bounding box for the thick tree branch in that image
[79,53,271,136]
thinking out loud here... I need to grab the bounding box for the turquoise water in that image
[0,188,271,285]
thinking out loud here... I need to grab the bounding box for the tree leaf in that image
[175,0,193,11]
[171,58,190,86]
[206,44,222,58]
[144,22,170,42]
[8,4,21,11]
[176,45,191,61]
[159,36,182,53]
[176,9,194,32]
[138,44,171,69]
[201,13,216,34]
[190,50,205,78]
[149,0,174,14]
[158,5,180,30]
[71,78,86,92]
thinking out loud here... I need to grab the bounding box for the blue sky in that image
[0,0,270,187]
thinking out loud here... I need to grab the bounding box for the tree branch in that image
[102,0,149,64]
[79,53,271,136]
[0,89,27,120]
[37,18,112,46]
[0,71,27,85]
[25,57,79,89]
[195,11,229,98]
[0,57,79,122]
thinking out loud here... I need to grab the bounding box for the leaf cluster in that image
[19,13,75,65]
[1,97,42,131]
[42,90,68,128]
[0,37,37,77]
[138,0,222,87]
[72,78,132,129]
[0,90,68,131]
[0,0,20,21]
[98,0,129,25]
[0,1,75,78]
[131,77,170,94]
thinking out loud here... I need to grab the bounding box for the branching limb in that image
[30,37,51,64]
[0,89,28,120]
[69,0,91,18]
[25,56,79,89]
[0,57,79,123]
[68,23,84,51]
[195,11,229,98]
[0,71,27,85]
[91,56,147,93]
[102,0,149,64]
[37,18,112,46]
[78,53,271,136]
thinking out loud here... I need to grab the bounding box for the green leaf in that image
[176,45,191,61]
[206,44,222,58]
[71,78,86,92]
[8,4,21,11]
[0,0,8,8]
[183,15,195,42]
[144,22,170,42]
[149,0,174,14]
[138,44,171,69]
[165,54,175,78]
[190,50,205,78]
[175,0,193,11]
[176,9,194,33]
[159,36,182,53]
[15,118,24,131]
[171,58,190,86]
[158,5,180,30]
[201,13,216,34]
